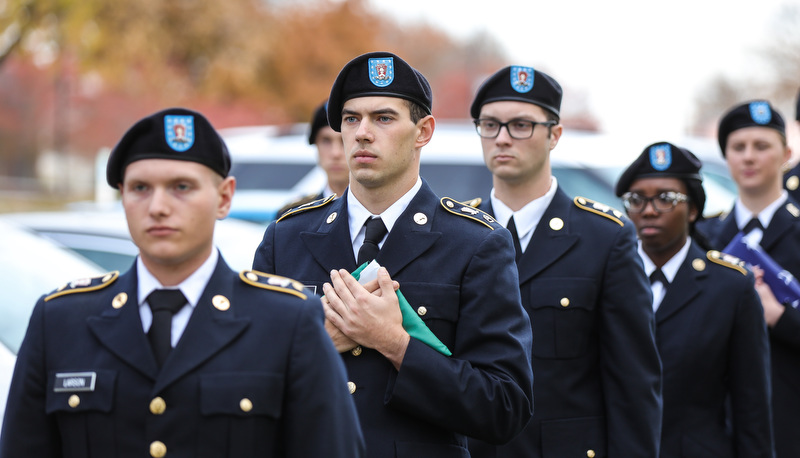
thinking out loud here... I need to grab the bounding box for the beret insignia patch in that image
[369,57,394,87]
[164,115,195,152]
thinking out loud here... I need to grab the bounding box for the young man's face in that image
[340,96,428,191]
[478,101,561,186]
[120,159,234,270]
[725,126,790,196]
[315,126,348,189]
[626,177,696,258]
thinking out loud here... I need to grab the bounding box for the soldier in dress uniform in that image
[617,141,773,457]
[277,100,349,216]
[782,88,800,200]
[0,108,365,458]
[252,52,534,458]
[697,100,800,458]
[467,65,663,458]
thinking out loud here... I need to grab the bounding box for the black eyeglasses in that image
[622,191,689,213]
[474,118,556,140]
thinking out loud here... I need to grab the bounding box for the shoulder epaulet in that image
[573,196,624,227]
[440,197,499,230]
[463,197,482,208]
[276,194,336,222]
[276,193,325,218]
[784,202,800,218]
[239,270,308,300]
[706,250,748,276]
[45,271,119,302]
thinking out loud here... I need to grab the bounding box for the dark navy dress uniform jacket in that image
[470,188,663,458]
[252,181,534,458]
[699,198,800,458]
[657,241,772,457]
[0,256,365,458]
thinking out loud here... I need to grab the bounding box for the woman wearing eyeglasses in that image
[616,142,774,458]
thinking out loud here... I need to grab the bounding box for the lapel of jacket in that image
[714,208,740,249]
[761,199,800,251]
[154,258,250,392]
[373,182,442,276]
[299,195,360,272]
[516,189,579,284]
[87,269,159,381]
[655,242,704,323]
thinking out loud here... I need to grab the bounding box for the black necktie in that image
[357,217,388,265]
[742,217,764,234]
[507,216,522,262]
[147,289,187,368]
[649,269,669,290]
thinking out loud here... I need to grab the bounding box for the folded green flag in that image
[352,262,452,356]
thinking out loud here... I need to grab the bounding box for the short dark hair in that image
[405,99,429,124]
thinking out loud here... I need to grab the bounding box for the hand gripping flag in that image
[723,232,800,309]
[352,261,452,355]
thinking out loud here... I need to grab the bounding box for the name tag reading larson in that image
[54,372,97,392]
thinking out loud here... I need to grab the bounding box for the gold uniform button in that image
[245,272,258,282]
[417,306,427,316]
[692,258,706,271]
[68,394,80,408]
[112,292,127,309]
[327,212,338,224]
[549,217,564,231]
[150,397,166,415]
[240,398,253,412]
[787,175,799,191]
[560,297,570,307]
[347,381,356,394]
[212,295,230,311]
[586,450,596,458]
[150,441,167,458]
[351,346,363,356]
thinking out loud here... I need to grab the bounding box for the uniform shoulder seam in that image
[239,270,308,300]
[276,194,336,222]
[573,196,625,227]
[440,197,499,230]
[45,271,120,302]
[706,250,748,276]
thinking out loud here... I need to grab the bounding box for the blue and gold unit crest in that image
[749,101,772,125]
[649,143,672,171]
[510,66,534,93]
[165,115,195,152]
[368,57,394,87]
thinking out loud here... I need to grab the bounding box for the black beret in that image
[615,142,706,215]
[327,52,432,132]
[308,101,330,145]
[107,107,230,187]
[470,66,562,119]
[717,100,786,155]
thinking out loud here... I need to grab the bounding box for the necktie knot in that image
[742,217,764,234]
[357,217,388,265]
[147,289,187,314]
[649,268,669,287]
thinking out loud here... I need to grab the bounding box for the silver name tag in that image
[54,372,96,392]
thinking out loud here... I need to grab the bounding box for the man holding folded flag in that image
[252,52,533,458]
[698,100,800,458]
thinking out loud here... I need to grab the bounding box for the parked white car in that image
[0,210,267,273]
[221,120,735,220]
[0,220,108,426]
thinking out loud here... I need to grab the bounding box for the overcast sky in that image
[371,0,793,142]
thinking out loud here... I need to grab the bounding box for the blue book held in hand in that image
[723,232,800,309]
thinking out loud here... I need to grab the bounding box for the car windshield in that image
[0,222,105,354]
[230,163,316,191]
